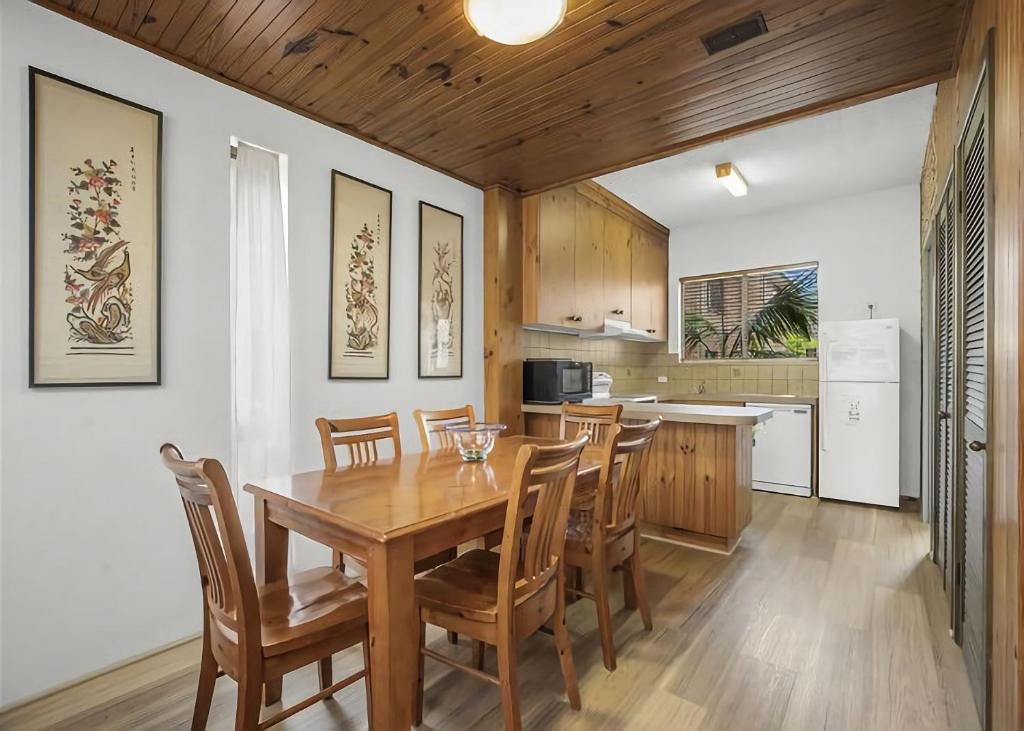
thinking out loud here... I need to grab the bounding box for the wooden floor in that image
[1,493,979,730]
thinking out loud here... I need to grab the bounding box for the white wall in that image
[0,0,483,705]
[669,185,922,497]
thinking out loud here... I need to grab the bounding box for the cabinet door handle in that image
[968,440,986,452]
[611,308,624,315]
[646,329,656,334]
[568,315,583,322]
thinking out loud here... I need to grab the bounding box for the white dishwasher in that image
[747,402,813,497]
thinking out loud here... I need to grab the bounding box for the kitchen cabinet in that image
[523,181,668,339]
[603,211,632,322]
[529,186,576,327]
[574,193,606,329]
[523,406,755,554]
[630,226,668,340]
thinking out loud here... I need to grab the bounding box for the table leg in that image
[366,536,417,730]
[254,496,289,706]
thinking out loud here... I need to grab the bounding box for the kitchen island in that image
[523,400,772,553]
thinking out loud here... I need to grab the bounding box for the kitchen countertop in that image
[660,392,818,406]
[522,400,772,426]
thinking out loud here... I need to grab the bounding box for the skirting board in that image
[0,633,201,718]
[640,522,741,556]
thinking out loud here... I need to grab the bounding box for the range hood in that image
[579,319,661,342]
[522,318,660,342]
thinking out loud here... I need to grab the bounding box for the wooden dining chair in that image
[316,411,457,570]
[315,413,458,644]
[315,412,402,471]
[414,434,590,731]
[414,404,502,557]
[559,402,623,447]
[559,403,624,576]
[412,404,476,451]
[316,412,404,573]
[563,419,661,671]
[159,444,370,730]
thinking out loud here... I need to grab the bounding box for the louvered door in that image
[957,75,990,718]
[933,180,955,594]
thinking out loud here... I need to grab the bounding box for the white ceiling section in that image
[596,85,937,229]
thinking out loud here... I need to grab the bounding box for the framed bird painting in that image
[29,68,162,387]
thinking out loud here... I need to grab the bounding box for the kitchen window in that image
[680,262,818,360]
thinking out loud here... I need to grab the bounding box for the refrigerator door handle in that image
[820,387,827,452]
[819,332,829,384]
[819,333,830,453]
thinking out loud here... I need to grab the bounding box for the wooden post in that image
[483,185,524,434]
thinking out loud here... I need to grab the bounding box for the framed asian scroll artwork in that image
[329,171,392,379]
[30,68,162,387]
[418,202,463,378]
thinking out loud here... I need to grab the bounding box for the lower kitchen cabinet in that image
[523,411,753,553]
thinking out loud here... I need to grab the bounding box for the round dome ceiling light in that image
[464,0,568,46]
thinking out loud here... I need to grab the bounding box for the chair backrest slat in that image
[594,420,661,535]
[497,435,589,608]
[316,413,402,469]
[160,444,260,649]
[413,405,476,451]
[559,403,622,447]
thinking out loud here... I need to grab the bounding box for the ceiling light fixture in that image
[464,0,567,46]
[715,162,749,197]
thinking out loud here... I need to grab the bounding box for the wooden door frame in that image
[935,167,959,616]
[953,35,994,725]
[922,227,936,538]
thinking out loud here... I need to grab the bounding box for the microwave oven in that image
[523,359,593,404]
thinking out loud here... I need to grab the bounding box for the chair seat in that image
[564,515,634,568]
[565,512,594,554]
[258,567,368,657]
[415,549,507,623]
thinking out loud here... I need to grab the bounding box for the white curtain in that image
[232,142,290,534]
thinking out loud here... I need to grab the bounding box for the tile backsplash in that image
[522,330,819,398]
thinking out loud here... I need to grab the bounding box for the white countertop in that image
[522,400,773,426]
[661,392,818,406]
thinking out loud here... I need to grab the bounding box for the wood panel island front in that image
[523,401,772,553]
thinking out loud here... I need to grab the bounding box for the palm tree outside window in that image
[682,263,818,360]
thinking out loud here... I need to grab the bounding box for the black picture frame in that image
[417,201,464,379]
[29,67,163,388]
[328,170,393,380]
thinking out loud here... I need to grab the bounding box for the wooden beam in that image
[529,69,952,196]
[483,186,524,434]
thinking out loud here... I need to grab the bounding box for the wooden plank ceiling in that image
[39,0,968,193]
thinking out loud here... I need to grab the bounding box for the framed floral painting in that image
[329,171,392,379]
[30,68,162,387]
[418,202,463,378]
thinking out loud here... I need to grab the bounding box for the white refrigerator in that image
[818,318,901,507]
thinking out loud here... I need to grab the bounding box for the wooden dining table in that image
[244,435,603,731]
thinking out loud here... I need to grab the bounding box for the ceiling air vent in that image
[701,13,768,55]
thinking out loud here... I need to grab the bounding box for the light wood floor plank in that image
[0,493,980,731]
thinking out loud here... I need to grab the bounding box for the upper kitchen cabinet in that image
[631,226,669,341]
[574,193,607,329]
[603,211,633,323]
[523,186,576,328]
[523,181,668,339]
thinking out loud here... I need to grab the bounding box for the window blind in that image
[682,263,818,360]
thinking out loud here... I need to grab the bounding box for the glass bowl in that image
[445,423,507,461]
